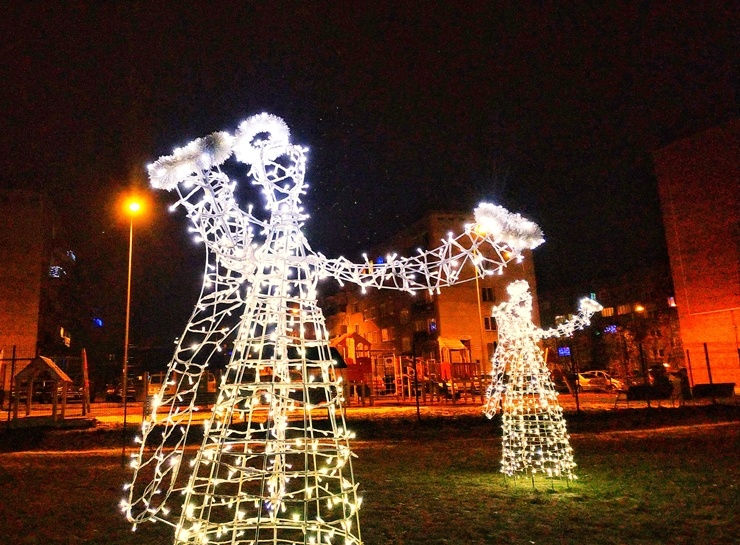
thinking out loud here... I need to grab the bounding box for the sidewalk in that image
[3,391,732,430]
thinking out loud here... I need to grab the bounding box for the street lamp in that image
[122,196,144,454]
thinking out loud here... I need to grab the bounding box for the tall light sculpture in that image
[122,113,544,545]
[122,196,144,451]
[484,280,602,484]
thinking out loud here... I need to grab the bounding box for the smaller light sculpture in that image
[484,280,602,483]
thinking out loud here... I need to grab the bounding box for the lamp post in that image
[632,304,650,408]
[122,197,143,458]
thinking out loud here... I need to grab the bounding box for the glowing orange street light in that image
[122,196,145,459]
[634,304,645,313]
[126,199,142,215]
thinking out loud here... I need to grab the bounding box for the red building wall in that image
[654,120,740,386]
[0,191,49,358]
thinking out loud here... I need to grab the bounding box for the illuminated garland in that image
[484,280,602,482]
[123,113,543,544]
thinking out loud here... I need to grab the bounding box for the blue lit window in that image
[557,346,571,357]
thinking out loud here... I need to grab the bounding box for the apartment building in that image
[324,210,539,393]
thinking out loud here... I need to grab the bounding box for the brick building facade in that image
[654,120,740,387]
[0,191,78,400]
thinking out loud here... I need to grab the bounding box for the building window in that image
[484,316,497,331]
[414,320,426,332]
[601,307,614,317]
[428,319,437,334]
[400,308,410,324]
[381,328,394,342]
[617,304,632,315]
[401,337,411,352]
[486,342,497,363]
[481,287,495,302]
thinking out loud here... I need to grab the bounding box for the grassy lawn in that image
[0,421,738,545]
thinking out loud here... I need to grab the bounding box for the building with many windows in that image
[0,191,78,402]
[540,266,683,387]
[324,210,539,397]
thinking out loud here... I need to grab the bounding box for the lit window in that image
[601,307,614,317]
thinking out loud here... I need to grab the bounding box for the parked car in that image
[64,385,84,402]
[577,371,625,392]
[105,383,136,402]
[12,381,84,403]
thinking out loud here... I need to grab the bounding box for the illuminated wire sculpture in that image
[484,280,602,483]
[122,112,544,544]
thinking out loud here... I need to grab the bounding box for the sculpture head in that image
[505,279,533,318]
[233,113,307,214]
[147,113,307,216]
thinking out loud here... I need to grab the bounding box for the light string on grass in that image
[122,112,543,544]
[483,280,602,483]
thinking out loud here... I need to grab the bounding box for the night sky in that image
[1,2,736,346]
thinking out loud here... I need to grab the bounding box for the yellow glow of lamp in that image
[125,198,144,215]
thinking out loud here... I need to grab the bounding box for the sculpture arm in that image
[537,298,603,340]
[314,202,544,293]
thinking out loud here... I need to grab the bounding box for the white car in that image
[577,371,625,392]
